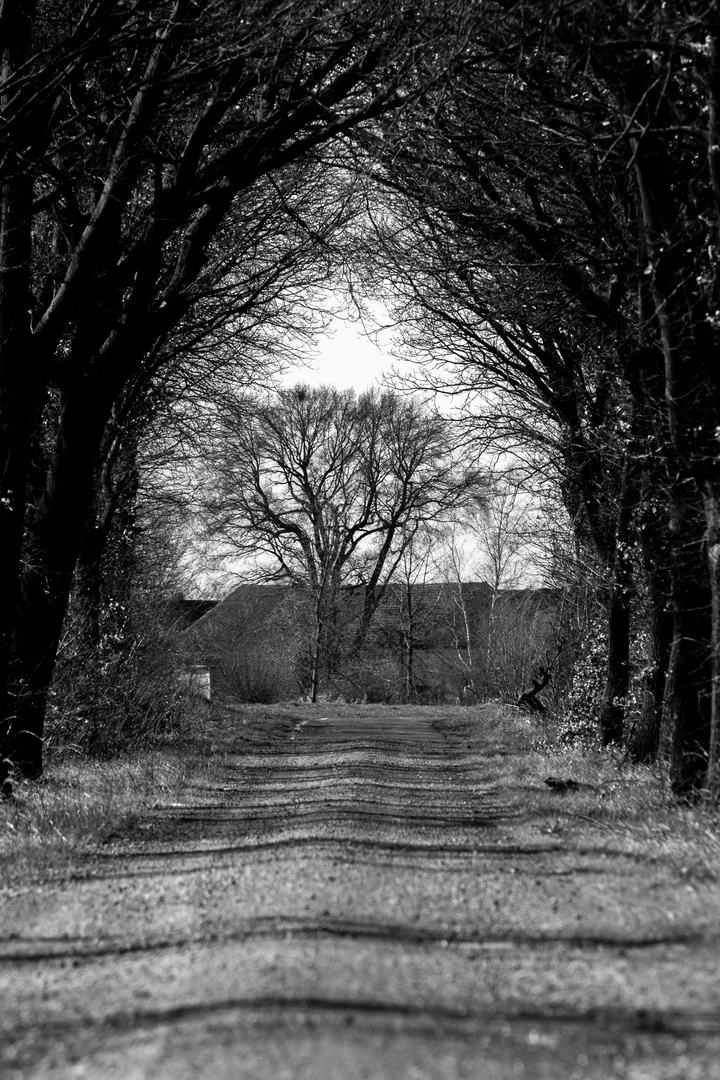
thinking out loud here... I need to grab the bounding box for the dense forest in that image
[2,2,719,798]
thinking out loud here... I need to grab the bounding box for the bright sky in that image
[282,318,397,392]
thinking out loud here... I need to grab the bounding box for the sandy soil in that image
[1,702,719,1079]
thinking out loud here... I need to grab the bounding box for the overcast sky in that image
[283,317,398,392]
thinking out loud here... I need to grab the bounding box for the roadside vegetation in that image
[439,704,720,887]
[0,751,193,888]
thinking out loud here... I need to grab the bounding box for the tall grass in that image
[0,752,195,886]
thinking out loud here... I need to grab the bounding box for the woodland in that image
[1,1,720,799]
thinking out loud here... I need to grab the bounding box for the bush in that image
[551,618,606,747]
[46,600,191,759]
[216,649,287,703]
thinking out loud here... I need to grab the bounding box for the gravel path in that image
[1,705,719,1079]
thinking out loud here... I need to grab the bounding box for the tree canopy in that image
[353,0,720,794]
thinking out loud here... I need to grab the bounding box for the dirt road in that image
[2,704,719,1078]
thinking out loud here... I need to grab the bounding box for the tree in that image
[570,1,720,793]
[383,527,449,703]
[435,476,560,702]
[352,18,637,744]
[491,0,720,789]
[69,155,355,658]
[199,384,486,701]
[351,0,720,794]
[1,0,472,777]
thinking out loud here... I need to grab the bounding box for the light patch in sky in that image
[284,320,395,392]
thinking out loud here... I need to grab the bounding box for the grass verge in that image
[437,702,720,883]
[0,750,206,888]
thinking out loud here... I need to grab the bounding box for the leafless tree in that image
[199,384,486,700]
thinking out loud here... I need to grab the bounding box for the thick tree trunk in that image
[599,441,638,746]
[308,585,335,702]
[0,175,35,777]
[704,35,720,797]
[352,582,387,658]
[560,431,629,745]
[74,525,105,652]
[703,486,720,796]
[666,500,712,796]
[7,386,112,777]
[622,337,671,764]
[599,459,635,745]
[668,615,712,797]
[626,566,673,763]
[628,88,715,794]
[0,1,38,780]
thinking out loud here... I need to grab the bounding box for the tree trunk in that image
[667,506,712,797]
[7,386,112,777]
[622,336,671,764]
[352,582,387,658]
[668,618,712,797]
[404,633,414,703]
[309,600,323,704]
[628,83,715,794]
[74,524,105,652]
[0,175,36,777]
[600,578,630,745]
[703,485,720,797]
[0,1,38,780]
[560,428,628,745]
[600,453,637,745]
[401,582,412,702]
[626,566,673,763]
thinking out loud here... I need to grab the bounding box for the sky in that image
[281,317,398,392]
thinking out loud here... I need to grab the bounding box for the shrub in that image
[46,599,190,759]
[328,657,402,703]
[551,618,606,747]
[216,649,287,703]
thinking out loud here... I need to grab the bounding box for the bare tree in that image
[353,30,635,743]
[199,384,486,700]
[387,528,449,703]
